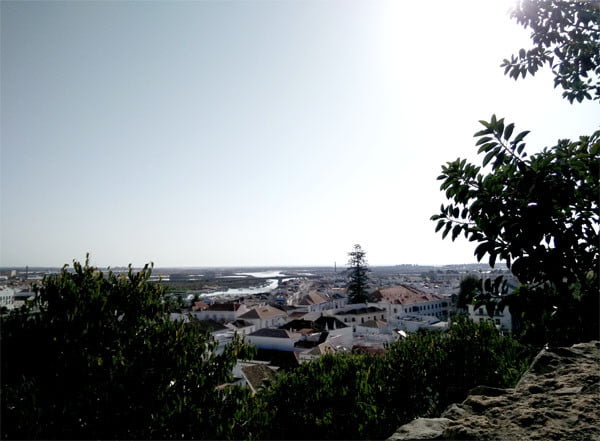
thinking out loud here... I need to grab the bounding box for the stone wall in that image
[388,341,599,440]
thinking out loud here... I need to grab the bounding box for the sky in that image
[1,0,598,268]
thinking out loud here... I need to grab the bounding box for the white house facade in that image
[246,328,302,351]
[468,304,513,333]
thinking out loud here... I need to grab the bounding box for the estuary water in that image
[203,278,280,297]
[203,271,288,297]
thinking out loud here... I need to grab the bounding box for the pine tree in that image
[346,244,371,304]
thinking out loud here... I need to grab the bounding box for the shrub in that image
[250,317,533,440]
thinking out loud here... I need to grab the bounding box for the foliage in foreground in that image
[250,317,533,440]
[1,260,533,440]
[432,0,599,345]
[502,0,599,103]
[1,258,255,440]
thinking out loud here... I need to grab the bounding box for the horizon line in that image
[0,262,504,270]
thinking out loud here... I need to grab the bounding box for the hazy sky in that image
[1,0,597,268]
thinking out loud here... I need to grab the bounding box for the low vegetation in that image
[1,259,255,440]
[249,316,532,440]
[2,260,533,440]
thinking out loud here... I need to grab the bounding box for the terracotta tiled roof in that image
[207,302,244,312]
[192,301,209,311]
[239,305,286,320]
[240,364,276,394]
[306,342,335,356]
[297,328,317,335]
[298,291,328,305]
[373,285,443,305]
[352,345,387,356]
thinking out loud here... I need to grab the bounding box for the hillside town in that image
[0,262,513,390]
[0,263,518,393]
[181,266,518,388]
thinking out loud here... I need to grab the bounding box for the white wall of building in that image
[383,298,450,321]
[191,304,250,322]
[0,288,15,310]
[468,304,512,333]
[243,315,287,330]
[332,303,388,326]
[246,334,299,351]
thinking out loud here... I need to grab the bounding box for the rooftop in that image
[239,305,286,320]
[298,291,328,306]
[207,302,245,312]
[281,316,347,332]
[240,364,277,394]
[360,319,388,329]
[229,319,253,329]
[306,342,335,356]
[336,306,385,315]
[373,285,444,305]
[192,301,209,311]
[248,328,298,339]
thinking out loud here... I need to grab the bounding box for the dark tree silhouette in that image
[1,256,255,440]
[432,0,599,344]
[456,275,481,310]
[501,0,600,103]
[346,244,371,304]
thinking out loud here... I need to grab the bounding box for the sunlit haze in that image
[1,0,597,268]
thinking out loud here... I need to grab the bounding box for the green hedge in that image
[244,317,533,440]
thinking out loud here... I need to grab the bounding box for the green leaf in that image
[496,119,504,138]
[451,224,462,241]
[482,150,496,167]
[474,242,488,261]
[489,252,497,268]
[441,223,452,239]
[434,219,445,233]
[478,142,498,154]
[476,136,493,146]
[503,123,515,141]
[512,130,530,144]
